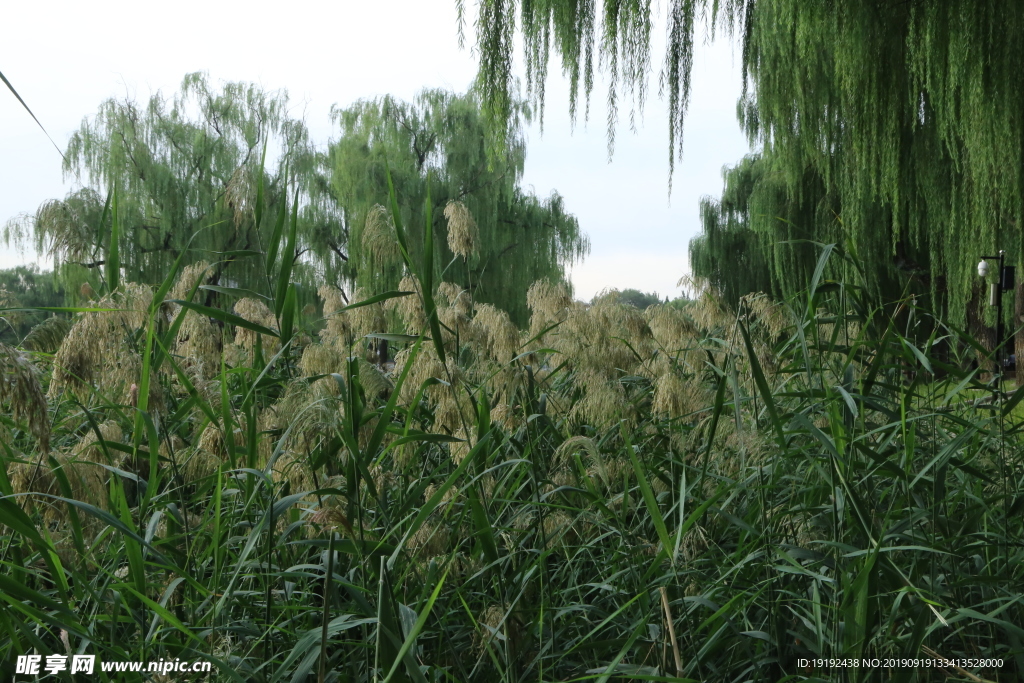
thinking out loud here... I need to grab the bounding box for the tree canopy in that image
[463,0,746,177]
[3,76,586,324]
[3,73,330,298]
[463,0,1024,323]
[609,288,663,310]
[688,1,1024,327]
[0,266,66,345]
[329,88,588,324]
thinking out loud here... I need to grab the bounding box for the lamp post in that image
[977,250,1015,391]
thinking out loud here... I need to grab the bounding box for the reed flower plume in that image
[269,449,315,496]
[0,343,50,451]
[740,292,791,342]
[362,204,403,268]
[568,369,629,427]
[542,510,579,549]
[490,400,524,431]
[393,346,433,405]
[436,282,475,346]
[477,604,523,658]
[70,420,124,463]
[552,435,602,472]
[224,165,255,227]
[444,200,478,259]
[21,316,73,354]
[234,298,280,356]
[437,282,472,316]
[0,285,20,331]
[473,303,519,363]
[356,358,392,400]
[346,288,386,340]
[10,420,123,532]
[652,372,712,420]
[389,274,427,333]
[268,377,347,463]
[432,369,469,433]
[318,285,352,348]
[448,426,474,464]
[526,279,572,339]
[51,283,152,401]
[169,261,220,373]
[560,299,637,379]
[181,429,226,484]
[169,261,212,302]
[299,343,344,378]
[646,304,698,353]
[185,414,253,482]
[687,285,735,336]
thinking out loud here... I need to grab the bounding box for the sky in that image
[0,0,751,301]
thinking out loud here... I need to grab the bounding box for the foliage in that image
[0,266,67,344]
[3,78,587,329]
[684,1,1024,337]
[329,89,589,325]
[723,0,1024,329]
[1,73,332,299]
[610,288,664,309]
[2,168,1022,681]
[463,0,1024,332]
[689,153,823,308]
[460,0,738,179]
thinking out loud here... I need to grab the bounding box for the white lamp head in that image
[978,259,990,278]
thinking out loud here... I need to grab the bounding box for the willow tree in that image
[688,156,781,308]
[467,1,1024,326]
[329,89,588,324]
[725,0,1024,329]
[3,73,339,297]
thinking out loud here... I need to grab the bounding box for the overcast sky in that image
[0,0,750,300]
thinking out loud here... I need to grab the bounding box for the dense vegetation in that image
[1,1,1023,680]
[2,173,1023,679]
[331,89,587,325]
[2,76,587,325]
[465,0,1024,369]
[611,289,666,310]
[0,267,66,344]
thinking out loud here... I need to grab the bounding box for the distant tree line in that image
[2,75,589,326]
[0,266,66,345]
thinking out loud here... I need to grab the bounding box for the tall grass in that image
[1,183,1022,682]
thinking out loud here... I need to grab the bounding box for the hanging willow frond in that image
[688,1,1024,328]
[31,191,106,264]
[464,0,746,177]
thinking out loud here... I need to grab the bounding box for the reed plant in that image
[1,179,1022,682]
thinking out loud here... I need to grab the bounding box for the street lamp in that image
[977,250,1015,389]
